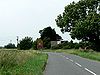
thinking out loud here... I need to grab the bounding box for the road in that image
[44,52,100,75]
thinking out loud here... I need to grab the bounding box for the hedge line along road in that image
[44,52,100,75]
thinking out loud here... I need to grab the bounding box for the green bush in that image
[62,45,72,49]
[33,40,38,50]
[18,37,33,50]
[51,44,63,49]
[51,46,59,49]
[74,43,80,49]
[4,43,16,49]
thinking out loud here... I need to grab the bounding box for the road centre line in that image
[60,54,97,75]
[85,68,97,75]
[69,59,74,62]
[65,57,69,60]
[75,62,82,67]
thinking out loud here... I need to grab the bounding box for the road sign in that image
[37,39,43,49]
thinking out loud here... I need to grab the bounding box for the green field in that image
[0,50,48,75]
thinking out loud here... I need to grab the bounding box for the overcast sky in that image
[0,0,79,46]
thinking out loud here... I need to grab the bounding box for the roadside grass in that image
[0,50,48,75]
[43,49,100,62]
[69,49,100,61]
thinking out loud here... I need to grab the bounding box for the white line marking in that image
[60,54,97,75]
[60,55,69,60]
[85,68,97,75]
[65,57,69,60]
[69,59,73,62]
[75,62,82,67]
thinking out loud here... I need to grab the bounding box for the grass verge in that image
[43,49,100,62]
[0,50,48,75]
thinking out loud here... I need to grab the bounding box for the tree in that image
[56,0,100,51]
[33,38,38,50]
[43,37,51,49]
[39,26,62,49]
[4,43,16,49]
[39,26,62,41]
[18,37,33,50]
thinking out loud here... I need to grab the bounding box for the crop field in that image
[0,50,48,75]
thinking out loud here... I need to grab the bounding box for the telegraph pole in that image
[17,36,19,47]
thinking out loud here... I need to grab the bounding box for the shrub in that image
[74,43,80,49]
[4,43,16,49]
[62,45,72,49]
[18,37,33,50]
[51,44,63,49]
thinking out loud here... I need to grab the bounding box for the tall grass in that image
[51,49,100,61]
[70,50,100,61]
[0,50,48,75]
[43,49,100,61]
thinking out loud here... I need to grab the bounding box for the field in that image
[0,50,48,75]
[43,49,100,61]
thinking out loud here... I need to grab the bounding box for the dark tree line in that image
[4,43,16,49]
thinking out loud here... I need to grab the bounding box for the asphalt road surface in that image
[44,52,100,75]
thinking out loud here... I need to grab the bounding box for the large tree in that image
[55,0,100,51]
[39,26,62,49]
[39,26,62,41]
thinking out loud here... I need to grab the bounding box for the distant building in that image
[51,41,61,47]
[51,40,69,48]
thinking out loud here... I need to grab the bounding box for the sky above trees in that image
[0,0,79,46]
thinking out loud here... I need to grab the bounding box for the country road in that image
[44,52,100,75]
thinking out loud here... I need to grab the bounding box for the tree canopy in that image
[39,26,62,41]
[18,37,33,50]
[55,0,100,51]
[39,26,62,49]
